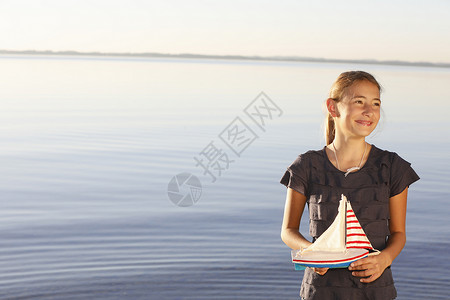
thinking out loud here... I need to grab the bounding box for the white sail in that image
[302,195,347,253]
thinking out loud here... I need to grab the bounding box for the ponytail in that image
[325,113,335,145]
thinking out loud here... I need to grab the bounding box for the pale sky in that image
[1,0,450,63]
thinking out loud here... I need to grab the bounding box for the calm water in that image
[0,55,449,299]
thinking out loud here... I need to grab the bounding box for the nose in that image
[362,103,374,117]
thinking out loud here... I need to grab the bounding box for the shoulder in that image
[370,145,420,196]
[289,148,325,166]
[287,148,325,174]
[370,145,412,167]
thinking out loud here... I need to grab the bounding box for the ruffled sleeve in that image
[280,154,309,196]
[389,152,420,197]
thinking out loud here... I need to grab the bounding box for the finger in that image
[349,257,374,268]
[349,263,371,271]
[349,259,376,270]
[351,266,377,278]
[313,268,323,275]
[359,272,381,283]
[351,269,369,278]
[314,267,324,272]
[313,267,329,275]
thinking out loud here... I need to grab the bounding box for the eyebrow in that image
[352,95,381,102]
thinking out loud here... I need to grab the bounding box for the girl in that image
[280,71,419,300]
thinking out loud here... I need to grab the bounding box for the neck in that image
[332,136,367,160]
[327,135,370,174]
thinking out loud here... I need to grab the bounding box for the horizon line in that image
[1,49,449,69]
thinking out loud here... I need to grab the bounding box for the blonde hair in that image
[325,71,382,145]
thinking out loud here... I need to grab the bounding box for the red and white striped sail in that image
[345,201,374,251]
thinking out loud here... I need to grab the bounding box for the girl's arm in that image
[281,188,329,275]
[349,187,408,283]
[280,187,312,250]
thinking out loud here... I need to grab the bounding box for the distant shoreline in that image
[1,49,449,69]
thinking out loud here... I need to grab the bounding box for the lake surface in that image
[0,55,449,299]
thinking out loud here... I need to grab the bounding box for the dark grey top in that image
[280,145,420,300]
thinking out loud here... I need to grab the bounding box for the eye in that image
[373,101,381,107]
[355,100,363,104]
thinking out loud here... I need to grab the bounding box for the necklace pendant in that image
[344,167,360,177]
[332,142,368,178]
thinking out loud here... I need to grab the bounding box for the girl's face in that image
[334,80,381,139]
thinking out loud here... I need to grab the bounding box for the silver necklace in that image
[332,142,367,177]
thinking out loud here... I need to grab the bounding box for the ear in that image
[326,98,339,117]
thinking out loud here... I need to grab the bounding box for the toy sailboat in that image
[291,194,379,269]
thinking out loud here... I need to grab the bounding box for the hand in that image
[312,267,329,275]
[348,252,390,283]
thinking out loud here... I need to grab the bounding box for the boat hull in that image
[292,248,369,269]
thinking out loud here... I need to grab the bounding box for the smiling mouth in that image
[355,120,373,126]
